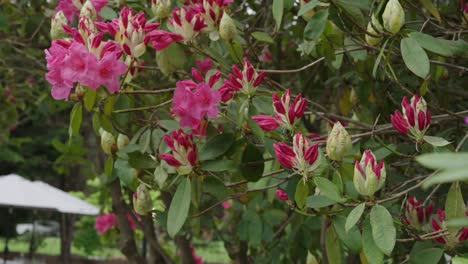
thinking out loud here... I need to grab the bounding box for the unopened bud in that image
[365,15,383,45]
[353,150,386,197]
[51,11,68,40]
[219,12,237,42]
[80,1,97,21]
[151,0,171,19]
[382,0,405,34]
[117,134,130,150]
[133,184,153,215]
[100,130,116,155]
[326,122,352,161]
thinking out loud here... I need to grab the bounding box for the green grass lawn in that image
[0,236,230,262]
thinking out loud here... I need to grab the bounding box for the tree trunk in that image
[175,235,195,264]
[110,180,146,264]
[140,215,173,264]
[60,214,73,264]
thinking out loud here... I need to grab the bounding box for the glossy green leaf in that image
[416,152,468,170]
[298,0,329,16]
[345,203,366,232]
[423,136,451,147]
[314,177,344,202]
[452,257,468,264]
[83,89,96,112]
[410,32,468,57]
[272,0,284,30]
[362,218,384,264]
[423,167,468,188]
[199,133,234,161]
[240,144,264,182]
[325,225,342,264]
[370,205,396,256]
[418,0,441,23]
[409,248,444,264]
[306,195,337,208]
[201,159,237,172]
[334,216,362,253]
[401,37,430,79]
[295,181,309,209]
[445,182,466,234]
[251,32,274,43]
[304,10,329,41]
[167,178,191,237]
[99,6,118,20]
[69,103,82,138]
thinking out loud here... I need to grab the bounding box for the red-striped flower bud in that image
[391,95,431,142]
[403,196,433,230]
[353,149,386,197]
[159,129,198,175]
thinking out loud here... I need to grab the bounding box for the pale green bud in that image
[100,130,116,155]
[353,150,386,196]
[326,122,352,161]
[382,0,405,34]
[117,134,130,150]
[50,11,68,40]
[219,12,237,42]
[80,1,97,21]
[151,0,171,19]
[365,15,383,46]
[133,184,153,215]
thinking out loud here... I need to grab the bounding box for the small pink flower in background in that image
[190,246,204,264]
[258,46,272,62]
[273,132,320,179]
[464,116,468,125]
[219,59,265,102]
[275,189,289,201]
[390,95,431,142]
[195,58,213,73]
[160,129,198,175]
[169,6,206,42]
[252,89,306,132]
[45,40,74,100]
[95,213,116,235]
[221,201,232,209]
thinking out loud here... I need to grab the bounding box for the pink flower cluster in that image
[432,209,468,244]
[391,95,431,142]
[160,129,198,175]
[55,0,108,23]
[219,59,265,102]
[403,196,433,229]
[94,213,136,236]
[171,65,221,136]
[273,132,320,178]
[252,89,306,131]
[45,36,126,100]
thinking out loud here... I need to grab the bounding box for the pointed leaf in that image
[314,177,344,202]
[370,205,396,256]
[272,0,284,30]
[304,10,329,41]
[167,178,192,237]
[401,37,430,79]
[346,203,366,232]
[423,136,451,147]
[295,181,309,209]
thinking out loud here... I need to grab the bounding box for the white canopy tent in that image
[0,174,98,215]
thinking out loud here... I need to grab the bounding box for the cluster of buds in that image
[252,89,306,132]
[219,59,266,102]
[353,150,386,197]
[432,209,468,245]
[403,196,433,230]
[169,6,207,42]
[326,122,352,161]
[382,0,405,34]
[133,184,153,215]
[391,95,431,143]
[159,129,198,175]
[273,132,320,180]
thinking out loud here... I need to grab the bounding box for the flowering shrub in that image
[7,0,465,262]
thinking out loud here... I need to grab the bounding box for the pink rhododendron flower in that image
[391,95,431,142]
[273,132,320,179]
[160,129,198,175]
[195,58,213,73]
[95,213,116,235]
[219,59,265,102]
[169,6,206,42]
[93,51,127,93]
[275,189,289,201]
[221,201,232,209]
[45,40,74,100]
[55,0,108,23]
[252,89,306,131]
[187,0,233,37]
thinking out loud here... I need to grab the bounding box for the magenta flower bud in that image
[160,129,198,175]
[219,59,265,101]
[274,132,321,179]
[275,189,289,201]
[195,58,213,73]
[191,67,205,82]
[403,196,433,230]
[353,150,386,197]
[252,115,279,131]
[391,95,431,142]
[169,6,206,42]
[431,209,468,245]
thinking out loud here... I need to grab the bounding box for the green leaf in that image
[272,0,284,31]
[263,209,287,226]
[154,165,168,188]
[445,217,468,228]
[314,177,344,202]
[452,257,468,264]
[345,203,366,232]
[295,181,309,209]
[99,6,118,20]
[334,0,365,26]
[158,120,179,131]
[201,159,237,172]
[304,10,329,41]
[418,0,441,23]
[423,136,451,147]
[298,0,329,16]
[199,133,234,161]
[69,103,83,139]
[113,158,138,189]
[325,225,342,264]
[334,216,362,253]
[167,178,191,237]
[362,218,384,264]
[99,114,113,132]
[373,38,390,78]
[127,151,156,169]
[409,248,444,264]
[251,31,274,43]
[306,195,337,208]
[83,89,96,112]
[416,152,468,170]
[400,37,430,79]
[370,205,396,256]
[409,32,468,57]
[445,182,466,234]
[423,167,468,187]
[139,129,151,153]
[240,144,264,182]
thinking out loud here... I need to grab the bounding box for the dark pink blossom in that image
[195,58,213,73]
[55,0,108,23]
[275,189,289,201]
[219,59,265,102]
[390,95,431,142]
[95,213,116,235]
[160,129,198,175]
